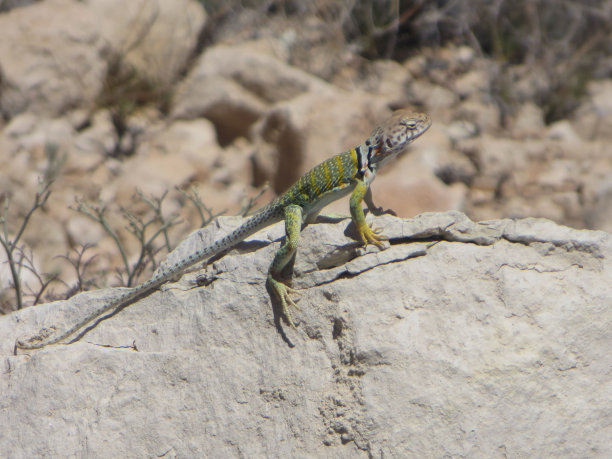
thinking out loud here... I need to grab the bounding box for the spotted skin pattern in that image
[16,110,431,349]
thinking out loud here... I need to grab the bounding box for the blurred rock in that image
[0,0,108,117]
[148,119,219,167]
[172,42,332,145]
[454,69,490,99]
[584,174,612,233]
[172,75,267,145]
[445,120,479,142]
[85,0,206,86]
[454,99,501,133]
[113,121,218,202]
[71,110,117,162]
[572,79,612,141]
[505,65,551,102]
[0,0,204,118]
[546,120,581,142]
[411,80,458,109]
[366,59,412,107]
[371,165,466,217]
[510,102,545,138]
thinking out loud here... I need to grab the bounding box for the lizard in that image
[16,109,431,350]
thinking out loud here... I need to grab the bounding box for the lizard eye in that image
[402,120,417,129]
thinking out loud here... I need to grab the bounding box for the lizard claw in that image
[268,277,301,327]
[357,221,387,249]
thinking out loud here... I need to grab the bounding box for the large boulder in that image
[2,212,610,457]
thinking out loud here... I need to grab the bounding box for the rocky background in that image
[0,0,611,311]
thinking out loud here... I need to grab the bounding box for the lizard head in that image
[367,110,431,168]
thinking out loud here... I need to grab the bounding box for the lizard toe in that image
[268,277,301,327]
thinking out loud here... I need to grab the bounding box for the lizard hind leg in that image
[267,203,303,327]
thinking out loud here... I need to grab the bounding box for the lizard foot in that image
[268,276,301,327]
[356,221,387,249]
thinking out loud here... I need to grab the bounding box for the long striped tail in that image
[16,208,281,350]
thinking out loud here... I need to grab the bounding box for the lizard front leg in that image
[350,179,387,248]
[267,204,303,327]
[364,187,397,217]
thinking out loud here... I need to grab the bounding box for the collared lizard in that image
[16,110,431,350]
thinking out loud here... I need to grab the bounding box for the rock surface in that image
[0,0,108,117]
[2,1,612,309]
[2,211,610,457]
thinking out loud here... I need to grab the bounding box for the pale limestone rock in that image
[462,135,531,182]
[458,128,612,230]
[211,137,257,192]
[370,171,466,218]
[171,42,333,145]
[584,174,612,232]
[445,119,479,141]
[453,68,490,99]
[66,214,106,248]
[147,119,220,166]
[411,80,458,109]
[410,121,476,186]
[587,79,612,116]
[546,119,582,143]
[0,0,204,118]
[172,75,268,145]
[4,115,75,154]
[3,112,39,138]
[109,118,220,201]
[503,195,566,223]
[454,45,477,65]
[505,65,551,102]
[71,110,118,161]
[22,212,69,275]
[454,99,501,133]
[572,79,612,141]
[368,59,412,106]
[85,0,206,86]
[2,212,611,457]
[110,118,235,207]
[184,42,330,104]
[101,117,252,247]
[112,150,198,203]
[0,0,108,117]
[510,102,545,137]
[403,53,428,79]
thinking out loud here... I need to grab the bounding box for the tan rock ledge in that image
[2,211,611,457]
